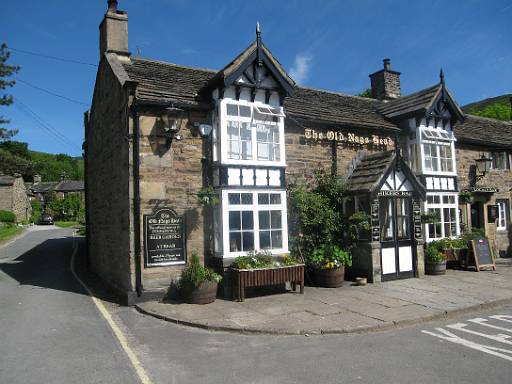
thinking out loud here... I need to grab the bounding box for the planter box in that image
[425,260,447,275]
[181,281,218,304]
[312,267,345,288]
[231,264,305,302]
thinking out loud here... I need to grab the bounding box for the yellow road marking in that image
[69,240,153,384]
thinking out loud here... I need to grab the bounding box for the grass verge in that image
[0,225,24,244]
[54,221,80,228]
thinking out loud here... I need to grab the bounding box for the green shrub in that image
[0,210,15,223]
[231,250,273,269]
[461,228,485,242]
[307,244,352,270]
[179,252,221,289]
[425,242,445,263]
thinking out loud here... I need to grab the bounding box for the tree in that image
[357,88,372,98]
[0,43,20,141]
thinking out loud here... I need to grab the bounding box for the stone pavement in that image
[136,259,512,335]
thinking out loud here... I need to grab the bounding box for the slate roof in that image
[118,56,399,131]
[31,182,58,193]
[0,175,16,186]
[346,151,395,193]
[454,115,512,149]
[378,85,441,118]
[55,180,84,192]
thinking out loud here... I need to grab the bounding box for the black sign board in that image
[371,199,380,241]
[144,208,186,267]
[470,237,496,271]
[413,200,422,239]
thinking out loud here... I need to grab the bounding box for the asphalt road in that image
[1,228,511,384]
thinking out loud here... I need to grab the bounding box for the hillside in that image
[0,140,83,182]
[463,94,512,121]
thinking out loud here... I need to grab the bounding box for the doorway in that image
[470,202,484,229]
[379,197,415,281]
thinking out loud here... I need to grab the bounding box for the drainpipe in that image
[131,104,143,298]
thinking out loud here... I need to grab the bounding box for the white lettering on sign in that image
[377,191,412,197]
[304,128,393,148]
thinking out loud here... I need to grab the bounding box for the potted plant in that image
[425,240,447,275]
[307,244,352,287]
[179,252,222,304]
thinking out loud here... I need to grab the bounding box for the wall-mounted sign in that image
[377,190,412,197]
[144,208,186,267]
[462,187,499,194]
[304,129,393,147]
[413,200,422,239]
[371,198,380,241]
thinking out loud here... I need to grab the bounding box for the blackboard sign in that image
[413,200,422,239]
[144,208,186,267]
[470,237,496,271]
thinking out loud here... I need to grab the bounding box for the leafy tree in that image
[357,88,372,98]
[467,100,511,121]
[0,43,20,141]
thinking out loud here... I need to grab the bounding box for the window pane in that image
[259,211,270,229]
[240,123,251,140]
[242,232,254,251]
[242,211,253,230]
[260,231,271,249]
[240,193,253,205]
[270,210,282,229]
[229,232,241,252]
[239,105,251,118]
[258,193,270,205]
[241,140,252,160]
[229,211,241,230]
[228,193,241,205]
[271,230,283,248]
[269,194,281,205]
[227,104,238,116]
[257,142,270,161]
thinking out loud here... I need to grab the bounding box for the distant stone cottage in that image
[0,174,32,222]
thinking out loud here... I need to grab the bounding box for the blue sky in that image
[2,0,511,156]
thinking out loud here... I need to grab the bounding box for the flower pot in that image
[312,267,345,288]
[425,260,446,275]
[181,281,218,304]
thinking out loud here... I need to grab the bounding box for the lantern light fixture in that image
[475,153,492,178]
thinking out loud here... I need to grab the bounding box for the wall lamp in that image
[162,107,184,147]
[475,153,492,179]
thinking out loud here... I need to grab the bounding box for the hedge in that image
[0,210,16,223]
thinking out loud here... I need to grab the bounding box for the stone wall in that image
[456,143,512,257]
[86,58,133,295]
[136,110,209,291]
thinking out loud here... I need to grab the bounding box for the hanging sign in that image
[144,208,186,267]
[377,190,412,197]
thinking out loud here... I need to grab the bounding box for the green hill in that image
[463,94,512,121]
[0,140,83,182]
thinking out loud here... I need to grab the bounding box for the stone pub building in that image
[85,1,512,303]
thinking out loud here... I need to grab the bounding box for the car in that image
[38,212,54,225]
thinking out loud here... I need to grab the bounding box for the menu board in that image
[413,200,422,239]
[470,237,496,271]
[144,208,186,267]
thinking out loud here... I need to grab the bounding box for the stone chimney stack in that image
[99,0,129,58]
[369,58,401,100]
[33,174,42,184]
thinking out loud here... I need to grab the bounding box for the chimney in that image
[33,174,42,184]
[369,58,401,100]
[99,0,129,57]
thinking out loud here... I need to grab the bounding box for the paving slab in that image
[136,258,512,335]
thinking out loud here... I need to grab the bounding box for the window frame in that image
[221,189,289,258]
[425,193,460,241]
[416,125,457,176]
[496,199,509,231]
[219,99,286,166]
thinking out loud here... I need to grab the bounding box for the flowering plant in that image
[307,244,352,270]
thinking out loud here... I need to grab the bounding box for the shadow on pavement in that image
[0,235,120,305]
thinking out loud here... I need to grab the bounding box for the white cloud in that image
[289,53,312,84]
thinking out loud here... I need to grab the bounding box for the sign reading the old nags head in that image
[304,128,394,147]
[144,208,186,267]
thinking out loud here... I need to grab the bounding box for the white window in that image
[425,193,459,241]
[222,190,288,257]
[419,126,456,175]
[497,200,509,231]
[220,100,285,166]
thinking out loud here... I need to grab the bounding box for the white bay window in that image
[222,190,288,256]
[425,194,459,240]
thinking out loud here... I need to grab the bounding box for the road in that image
[1,227,511,384]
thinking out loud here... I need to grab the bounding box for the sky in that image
[1,0,511,157]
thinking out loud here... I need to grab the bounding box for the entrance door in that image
[380,197,415,281]
[470,202,483,229]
